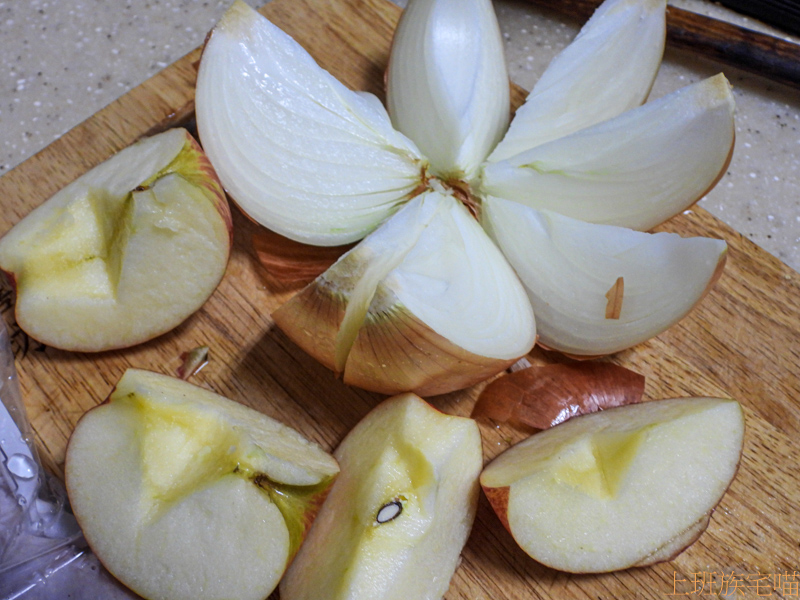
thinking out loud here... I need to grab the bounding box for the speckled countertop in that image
[1,0,799,272]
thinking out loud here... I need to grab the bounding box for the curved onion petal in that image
[274,191,536,396]
[481,74,735,231]
[489,0,666,162]
[482,196,727,357]
[196,1,426,246]
[387,0,509,182]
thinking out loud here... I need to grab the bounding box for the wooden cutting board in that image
[1,0,798,597]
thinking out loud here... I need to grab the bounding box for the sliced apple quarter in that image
[480,397,745,573]
[482,196,726,356]
[65,369,339,600]
[280,393,483,600]
[0,128,231,352]
[274,190,536,396]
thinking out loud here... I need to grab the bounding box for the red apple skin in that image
[180,131,234,247]
[1,269,17,295]
[481,485,512,534]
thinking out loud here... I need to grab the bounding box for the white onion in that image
[489,0,666,162]
[195,1,426,246]
[386,0,509,182]
[481,74,735,231]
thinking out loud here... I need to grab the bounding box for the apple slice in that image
[280,393,483,600]
[0,128,231,352]
[481,74,736,231]
[480,397,745,573]
[65,369,339,600]
[273,190,536,396]
[481,197,727,356]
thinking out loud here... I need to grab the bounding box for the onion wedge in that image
[387,0,509,182]
[482,196,726,356]
[489,0,666,161]
[196,0,426,246]
[274,191,536,396]
[481,74,735,231]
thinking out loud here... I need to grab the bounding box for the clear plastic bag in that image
[0,319,140,600]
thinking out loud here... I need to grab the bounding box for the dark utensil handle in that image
[715,0,800,38]
[523,0,800,90]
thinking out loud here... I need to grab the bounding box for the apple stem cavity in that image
[253,473,335,557]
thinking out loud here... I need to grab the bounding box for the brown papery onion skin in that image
[253,230,353,288]
[473,362,645,430]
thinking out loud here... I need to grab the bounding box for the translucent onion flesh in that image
[482,196,727,356]
[387,0,509,182]
[481,74,735,231]
[489,0,666,162]
[195,0,426,246]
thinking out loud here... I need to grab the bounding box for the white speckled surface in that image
[1,0,799,271]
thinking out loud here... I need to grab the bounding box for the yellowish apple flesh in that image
[0,128,232,352]
[65,369,339,600]
[280,393,483,600]
[480,397,744,573]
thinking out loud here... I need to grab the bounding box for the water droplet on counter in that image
[7,453,37,480]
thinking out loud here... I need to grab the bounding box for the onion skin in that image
[276,283,523,396]
[253,230,352,288]
[344,287,522,397]
[272,279,345,374]
[473,362,646,430]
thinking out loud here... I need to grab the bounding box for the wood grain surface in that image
[1,0,798,598]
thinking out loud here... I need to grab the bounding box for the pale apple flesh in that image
[480,397,744,573]
[0,128,232,352]
[280,393,483,600]
[274,190,536,396]
[65,369,339,600]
